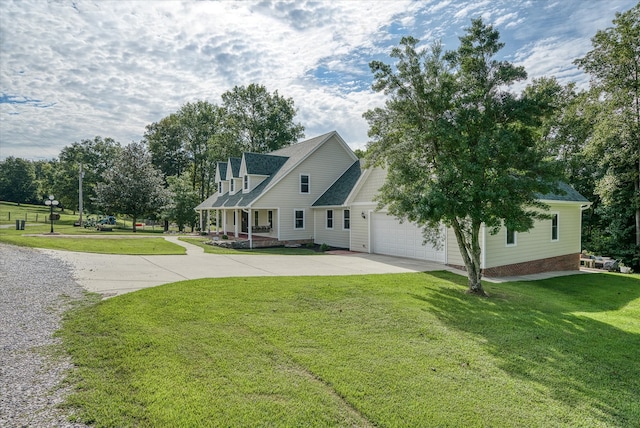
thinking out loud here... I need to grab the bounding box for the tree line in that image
[0,84,304,231]
[0,5,637,276]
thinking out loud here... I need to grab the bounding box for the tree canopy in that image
[95,142,168,232]
[222,83,305,153]
[0,156,38,204]
[364,19,561,294]
[573,3,639,266]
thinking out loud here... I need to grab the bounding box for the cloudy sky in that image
[0,0,636,160]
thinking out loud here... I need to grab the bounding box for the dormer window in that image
[230,179,235,193]
[300,174,310,194]
[244,175,249,191]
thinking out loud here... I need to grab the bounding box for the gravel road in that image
[0,244,89,427]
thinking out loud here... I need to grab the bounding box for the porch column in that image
[215,209,219,235]
[248,208,253,249]
[207,209,211,234]
[234,209,238,237]
[198,210,203,231]
[222,210,227,235]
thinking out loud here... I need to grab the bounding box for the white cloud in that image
[0,0,637,160]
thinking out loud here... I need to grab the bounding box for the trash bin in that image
[16,219,20,230]
[20,220,25,230]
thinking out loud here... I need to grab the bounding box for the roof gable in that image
[226,157,241,180]
[215,162,227,182]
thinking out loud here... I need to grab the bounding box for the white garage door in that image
[371,213,445,262]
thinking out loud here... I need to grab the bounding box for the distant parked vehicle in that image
[98,216,116,225]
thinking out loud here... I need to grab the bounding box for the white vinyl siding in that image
[314,209,350,248]
[484,203,582,268]
[254,135,356,241]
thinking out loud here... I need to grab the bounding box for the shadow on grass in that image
[416,271,640,427]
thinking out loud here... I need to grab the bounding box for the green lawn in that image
[0,235,185,255]
[58,272,640,427]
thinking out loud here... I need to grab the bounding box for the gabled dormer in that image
[239,153,286,193]
[215,162,228,195]
[226,157,242,195]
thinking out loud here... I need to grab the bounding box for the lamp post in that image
[45,195,59,234]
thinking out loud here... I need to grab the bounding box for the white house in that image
[195,131,589,277]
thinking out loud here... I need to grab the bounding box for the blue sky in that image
[0,0,636,160]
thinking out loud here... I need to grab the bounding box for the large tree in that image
[144,113,189,180]
[574,4,639,264]
[364,20,560,295]
[0,157,38,204]
[54,136,122,213]
[164,175,200,232]
[95,142,169,232]
[222,83,304,153]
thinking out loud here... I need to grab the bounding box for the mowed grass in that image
[58,272,640,427]
[0,235,185,255]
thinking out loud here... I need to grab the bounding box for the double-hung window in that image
[343,209,350,230]
[300,174,310,194]
[551,213,559,241]
[294,209,304,229]
[506,228,516,246]
[230,179,235,193]
[326,210,333,229]
[244,175,249,191]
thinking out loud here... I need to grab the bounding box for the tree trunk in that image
[451,218,487,296]
[132,216,137,233]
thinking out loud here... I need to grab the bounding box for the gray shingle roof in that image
[537,182,589,203]
[216,162,227,179]
[243,152,289,175]
[228,157,241,178]
[313,160,362,207]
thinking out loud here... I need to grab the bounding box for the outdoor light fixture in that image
[44,195,59,234]
[361,211,366,219]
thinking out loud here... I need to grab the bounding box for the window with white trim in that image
[551,213,559,241]
[230,179,235,193]
[300,174,310,194]
[294,209,304,229]
[244,175,249,191]
[326,209,333,229]
[506,228,516,246]
[343,209,350,230]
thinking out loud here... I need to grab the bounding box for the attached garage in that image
[370,213,445,262]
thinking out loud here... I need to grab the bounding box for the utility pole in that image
[79,163,84,227]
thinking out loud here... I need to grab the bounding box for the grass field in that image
[58,272,640,427]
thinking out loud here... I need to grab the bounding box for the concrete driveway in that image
[40,236,454,297]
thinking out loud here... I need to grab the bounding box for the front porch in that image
[206,232,312,249]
